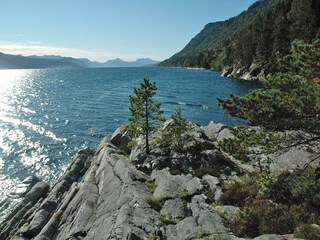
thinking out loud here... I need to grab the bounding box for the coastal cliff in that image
[1,122,319,240]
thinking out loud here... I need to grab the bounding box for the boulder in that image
[160,199,190,221]
[22,209,50,238]
[240,62,262,81]
[25,182,50,204]
[270,146,320,173]
[129,147,147,165]
[197,210,228,233]
[172,217,200,240]
[202,175,220,189]
[217,128,234,142]
[214,205,240,222]
[221,68,233,77]
[13,176,41,198]
[152,169,203,200]
[110,125,131,154]
[201,122,226,141]
[253,235,285,240]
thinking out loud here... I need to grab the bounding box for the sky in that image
[0,0,257,62]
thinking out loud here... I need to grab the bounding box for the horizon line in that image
[0,43,165,62]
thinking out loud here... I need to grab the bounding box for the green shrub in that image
[156,108,194,153]
[231,207,259,237]
[290,166,315,199]
[289,204,314,226]
[221,169,320,238]
[219,175,259,207]
[257,171,278,196]
[219,137,249,162]
[268,167,320,208]
[146,178,157,193]
[231,200,294,237]
[127,140,137,149]
[147,236,159,240]
[294,224,320,240]
[145,195,165,211]
[266,171,293,204]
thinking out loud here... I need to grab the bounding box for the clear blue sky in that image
[0,0,257,62]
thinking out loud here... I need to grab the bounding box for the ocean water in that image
[0,67,260,221]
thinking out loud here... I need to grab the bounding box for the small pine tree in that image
[170,108,191,150]
[128,78,164,154]
[158,108,192,152]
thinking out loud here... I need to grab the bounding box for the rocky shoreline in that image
[221,62,267,81]
[0,121,318,240]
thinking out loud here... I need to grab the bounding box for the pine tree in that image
[128,78,164,154]
[218,39,320,134]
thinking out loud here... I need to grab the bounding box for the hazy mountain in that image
[101,58,159,68]
[0,53,159,69]
[0,53,93,69]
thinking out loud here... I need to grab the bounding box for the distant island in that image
[0,52,159,69]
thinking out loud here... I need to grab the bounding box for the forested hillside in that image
[161,0,320,80]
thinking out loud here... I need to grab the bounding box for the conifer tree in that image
[218,39,320,135]
[128,78,163,154]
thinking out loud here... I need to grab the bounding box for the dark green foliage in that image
[128,78,164,154]
[161,0,320,73]
[156,108,193,153]
[220,168,320,237]
[218,39,320,133]
[288,0,318,41]
[231,201,294,237]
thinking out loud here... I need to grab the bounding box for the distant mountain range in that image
[0,52,159,69]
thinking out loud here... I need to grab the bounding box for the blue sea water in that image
[0,67,260,220]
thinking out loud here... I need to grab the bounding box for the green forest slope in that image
[160,0,320,79]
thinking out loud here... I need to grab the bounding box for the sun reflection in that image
[0,69,28,92]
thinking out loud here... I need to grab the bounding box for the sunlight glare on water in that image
[0,70,30,220]
[0,69,66,221]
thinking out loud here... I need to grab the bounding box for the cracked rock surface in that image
[0,123,308,240]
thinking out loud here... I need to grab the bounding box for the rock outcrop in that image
[0,123,313,240]
[221,62,266,81]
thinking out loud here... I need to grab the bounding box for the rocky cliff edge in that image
[0,121,318,240]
